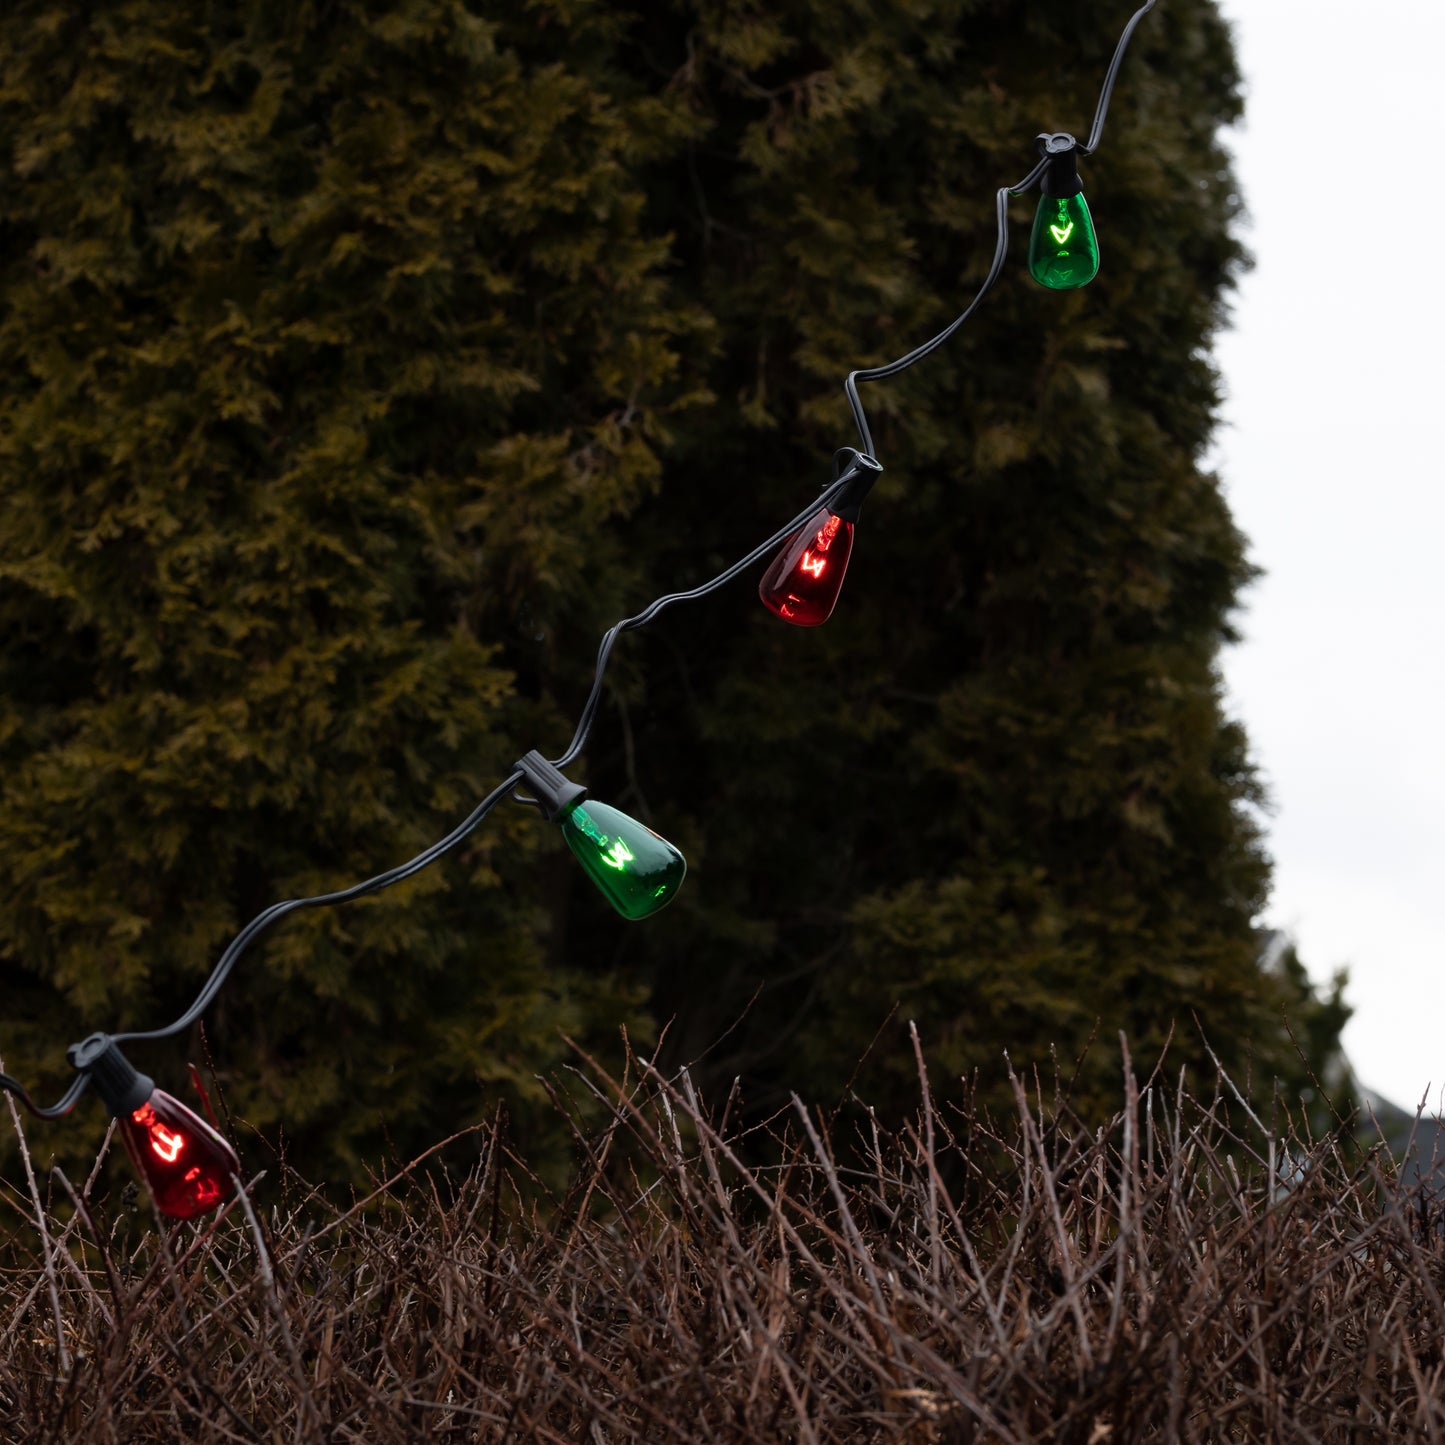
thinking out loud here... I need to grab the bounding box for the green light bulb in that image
[559,800,686,921]
[1028,191,1099,290]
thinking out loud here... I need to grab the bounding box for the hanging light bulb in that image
[559,799,686,920]
[516,751,685,920]
[67,1033,240,1220]
[1027,132,1099,290]
[759,450,883,626]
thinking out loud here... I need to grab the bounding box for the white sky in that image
[1211,0,1445,1110]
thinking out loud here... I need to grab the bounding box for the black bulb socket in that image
[828,449,883,524]
[1036,131,1084,199]
[515,751,588,822]
[67,1033,155,1117]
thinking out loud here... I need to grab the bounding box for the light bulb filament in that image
[1050,220,1074,245]
[800,552,826,578]
[150,1124,185,1163]
[603,839,634,870]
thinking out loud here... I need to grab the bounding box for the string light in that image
[759,450,882,627]
[841,0,1157,456]
[0,0,1158,1216]
[66,1034,240,1220]
[516,752,685,920]
[1027,133,1100,290]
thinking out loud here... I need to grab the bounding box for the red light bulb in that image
[67,1033,241,1221]
[759,449,882,627]
[118,1089,240,1220]
[758,506,856,626]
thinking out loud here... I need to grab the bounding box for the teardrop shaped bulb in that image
[119,1088,240,1219]
[758,506,855,626]
[559,799,685,920]
[1028,191,1099,290]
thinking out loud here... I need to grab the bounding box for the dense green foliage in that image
[569,0,1350,1118]
[1,0,1346,1183]
[0,0,703,1176]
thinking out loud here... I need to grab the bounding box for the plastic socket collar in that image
[515,751,588,822]
[829,449,884,524]
[67,1033,155,1117]
[1037,131,1084,198]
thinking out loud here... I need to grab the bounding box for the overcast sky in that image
[1209,0,1445,1110]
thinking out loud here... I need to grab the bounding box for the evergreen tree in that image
[0,0,702,1179]
[587,0,1349,1118]
[1,0,1349,1185]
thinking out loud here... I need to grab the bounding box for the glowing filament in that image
[800,553,826,578]
[603,838,634,870]
[151,1124,184,1162]
[132,1102,187,1163]
[1028,191,1099,289]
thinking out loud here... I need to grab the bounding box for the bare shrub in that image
[3,1031,1442,1442]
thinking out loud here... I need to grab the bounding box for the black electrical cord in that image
[0,771,525,1116]
[0,470,855,1116]
[843,0,1157,456]
[0,0,1158,1119]
[120,467,857,1056]
[552,467,857,771]
[0,1069,91,1121]
[112,768,529,1048]
[1082,0,1159,156]
[844,168,1043,458]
